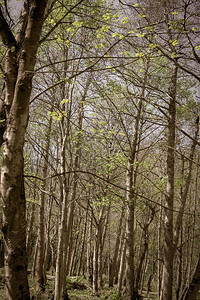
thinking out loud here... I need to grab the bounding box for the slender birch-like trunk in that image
[125,58,148,299]
[0,2,48,298]
[160,63,177,300]
[118,234,126,295]
[36,114,52,293]
[109,203,125,287]
[158,196,163,298]
[54,132,69,300]
[77,209,88,275]
[87,212,93,285]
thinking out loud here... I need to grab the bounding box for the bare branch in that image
[0,5,16,48]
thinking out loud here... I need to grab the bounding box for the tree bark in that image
[54,133,70,300]
[0,2,48,299]
[87,212,93,285]
[118,233,126,295]
[181,254,200,300]
[109,203,125,287]
[125,58,148,300]
[135,207,155,291]
[158,196,164,298]
[36,113,52,293]
[77,208,88,275]
[160,63,177,300]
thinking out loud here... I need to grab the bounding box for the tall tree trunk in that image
[174,118,199,250]
[70,214,82,276]
[54,133,70,300]
[158,196,164,298]
[176,229,183,300]
[181,255,200,300]
[43,187,54,282]
[87,212,93,285]
[180,156,200,299]
[26,201,36,259]
[54,58,76,299]
[125,58,148,300]
[114,226,125,285]
[99,207,110,289]
[125,167,136,299]
[135,207,155,291]
[92,207,105,295]
[63,78,89,282]
[109,203,125,287]
[93,225,100,295]
[77,208,88,275]
[160,63,177,300]
[0,2,48,299]
[36,113,52,293]
[118,233,126,296]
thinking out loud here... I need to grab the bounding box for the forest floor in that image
[0,268,157,299]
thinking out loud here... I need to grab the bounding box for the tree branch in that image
[39,0,85,45]
[0,5,16,47]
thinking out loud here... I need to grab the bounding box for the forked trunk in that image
[0,2,48,298]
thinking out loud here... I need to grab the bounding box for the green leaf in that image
[169,39,179,46]
[121,17,129,24]
[112,32,119,38]
[136,32,146,37]
[149,43,158,49]
[172,11,179,15]
[128,30,138,34]
[73,20,83,27]
[135,52,145,57]
[171,52,178,58]
[103,13,111,21]
[61,99,69,104]
[11,46,15,52]
[138,13,146,18]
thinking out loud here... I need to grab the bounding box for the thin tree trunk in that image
[114,220,126,285]
[158,196,163,298]
[99,207,110,289]
[125,58,148,300]
[93,225,100,295]
[54,145,69,300]
[180,158,200,299]
[135,208,155,291]
[176,229,183,299]
[87,213,93,285]
[36,113,52,293]
[43,190,54,282]
[109,203,125,287]
[160,63,177,300]
[77,208,88,275]
[26,201,36,259]
[174,118,199,249]
[32,237,38,278]
[92,206,105,294]
[181,255,200,300]
[118,234,126,296]
[72,216,83,275]
[64,80,89,281]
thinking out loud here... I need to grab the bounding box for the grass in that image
[0,270,125,300]
[0,269,159,299]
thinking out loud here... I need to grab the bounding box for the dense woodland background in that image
[0,0,200,299]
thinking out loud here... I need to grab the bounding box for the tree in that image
[0,1,49,298]
[1,0,200,299]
